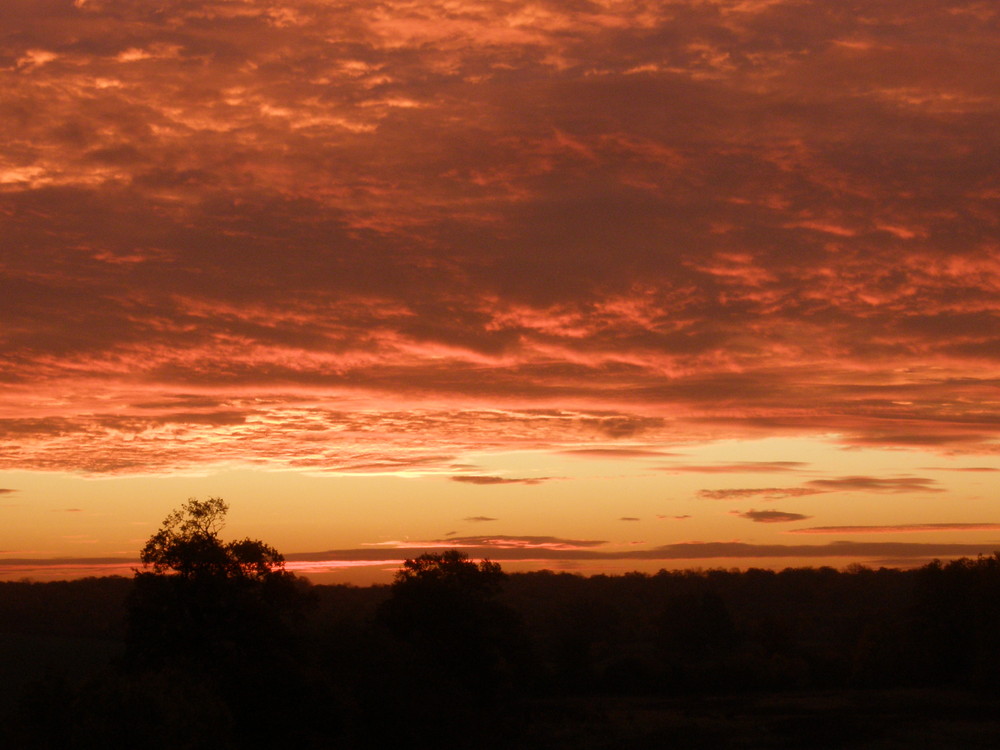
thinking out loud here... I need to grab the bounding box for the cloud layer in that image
[1,0,999,475]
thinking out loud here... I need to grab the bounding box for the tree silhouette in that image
[372,551,529,746]
[137,497,285,582]
[393,549,505,593]
[125,498,316,744]
[911,553,1000,685]
[126,497,306,669]
[380,550,526,684]
[381,551,502,656]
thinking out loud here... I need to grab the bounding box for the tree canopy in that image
[138,496,285,582]
[127,498,306,672]
[392,549,505,594]
[378,550,527,703]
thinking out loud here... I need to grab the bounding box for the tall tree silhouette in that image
[125,498,317,745]
[127,497,304,669]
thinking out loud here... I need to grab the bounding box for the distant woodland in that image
[3,502,1000,748]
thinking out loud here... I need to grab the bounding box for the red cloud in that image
[0,0,998,479]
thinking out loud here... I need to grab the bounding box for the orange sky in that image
[1,0,998,583]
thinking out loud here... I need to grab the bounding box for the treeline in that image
[3,554,1000,747]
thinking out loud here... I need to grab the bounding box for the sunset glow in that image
[2,0,998,582]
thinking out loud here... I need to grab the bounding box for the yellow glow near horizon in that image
[2,436,997,584]
[2,1,999,583]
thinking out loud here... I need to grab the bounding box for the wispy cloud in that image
[700,475,943,501]
[560,448,682,459]
[699,487,823,501]
[450,475,553,485]
[663,462,807,474]
[736,509,811,524]
[790,523,1000,534]
[462,516,498,523]
[7,539,1000,579]
[361,535,608,551]
[285,539,1000,565]
[805,476,943,493]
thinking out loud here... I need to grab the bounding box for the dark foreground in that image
[3,553,1000,748]
[526,690,1000,749]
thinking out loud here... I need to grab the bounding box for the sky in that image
[1,0,998,584]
